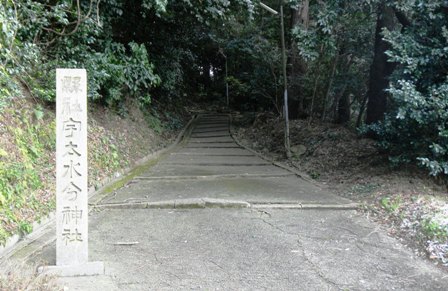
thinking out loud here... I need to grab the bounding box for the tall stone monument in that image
[41,69,104,276]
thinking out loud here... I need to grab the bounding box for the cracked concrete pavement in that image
[7,113,448,290]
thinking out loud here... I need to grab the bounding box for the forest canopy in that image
[1,0,448,177]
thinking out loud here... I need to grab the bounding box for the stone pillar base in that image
[38,261,104,277]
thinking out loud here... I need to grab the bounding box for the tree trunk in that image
[288,0,309,119]
[357,94,368,127]
[365,3,396,124]
[332,53,352,122]
[322,53,339,121]
[337,91,351,124]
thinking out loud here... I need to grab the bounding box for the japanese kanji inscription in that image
[56,69,88,266]
[39,69,103,276]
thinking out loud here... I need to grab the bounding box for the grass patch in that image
[380,196,402,213]
[421,207,448,242]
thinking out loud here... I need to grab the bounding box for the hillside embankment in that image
[0,94,190,247]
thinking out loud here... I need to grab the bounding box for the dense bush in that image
[368,1,448,176]
[0,0,161,108]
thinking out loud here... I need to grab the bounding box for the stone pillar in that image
[40,69,103,276]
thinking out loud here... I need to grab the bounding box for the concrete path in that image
[96,114,352,208]
[10,113,448,289]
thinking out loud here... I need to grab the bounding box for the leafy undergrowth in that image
[233,112,448,268]
[0,95,188,246]
[0,97,55,245]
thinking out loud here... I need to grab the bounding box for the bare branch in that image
[43,0,97,37]
[97,0,102,27]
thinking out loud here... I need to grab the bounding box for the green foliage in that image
[0,103,55,244]
[367,0,448,176]
[83,41,160,109]
[128,0,256,102]
[162,110,183,130]
[292,1,338,62]
[0,0,258,246]
[380,196,402,213]
[125,42,160,103]
[0,162,41,207]
[144,110,164,134]
[308,170,320,180]
[421,215,448,242]
[291,0,375,119]
[213,13,283,110]
[0,68,19,111]
[0,0,162,107]
[226,76,251,105]
[18,221,32,235]
[142,0,167,14]
[0,159,45,244]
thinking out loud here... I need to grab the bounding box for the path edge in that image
[0,114,198,262]
[228,113,322,187]
[228,113,356,206]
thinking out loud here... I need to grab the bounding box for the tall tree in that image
[288,0,309,119]
[365,2,396,124]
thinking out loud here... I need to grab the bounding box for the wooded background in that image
[1,0,448,177]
